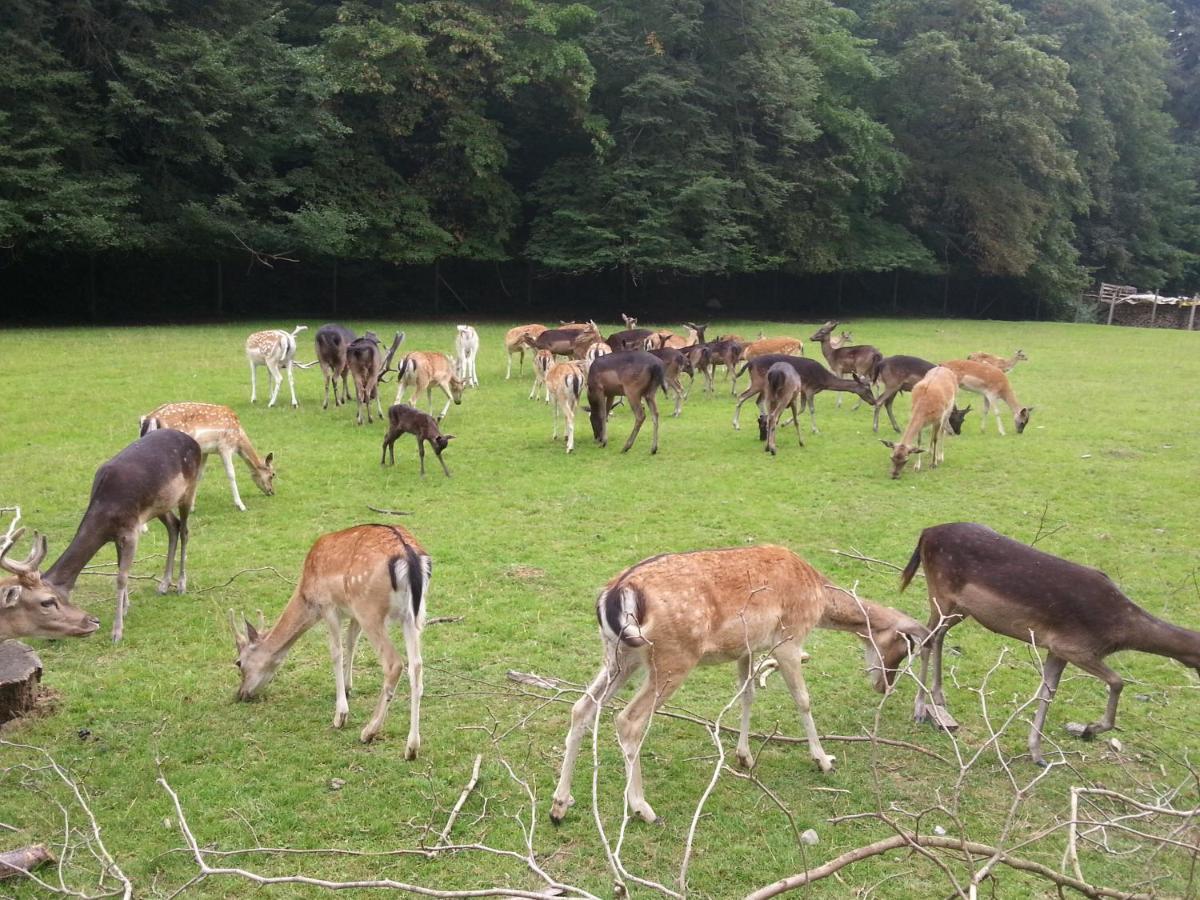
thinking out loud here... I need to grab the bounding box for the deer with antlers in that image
[347,331,405,426]
[0,513,100,640]
[246,325,308,407]
[231,524,429,755]
[810,321,882,408]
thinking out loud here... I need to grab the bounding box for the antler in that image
[228,609,247,650]
[0,526,48,577]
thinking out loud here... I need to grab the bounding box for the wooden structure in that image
[1091,283,1199,330]
[0,641,42,724]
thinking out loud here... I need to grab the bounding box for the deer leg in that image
[322,369,332,409]
[731,386,760,430]
[565,401,575,453]
[381,430,394,466]
[175,501,191,594]
[506,351,513,380]
[914,612,955,722]
[616,667,684,823]
[979,395,990,432]
[646,392,660,454]
[807,391,820,434]
[552,394,560,440]
[266,359,283,407]
[111,533,136,643]
[1069,657,1124,740]
[374,383,384,421]
[671,379,682,417]
[286,359,298,408]
[249,359,258,403]
[438,386,453,421]
[528,372,539,400]
[157,512,180,595]
[322,610,350,728]
[735,654,757,767]
[994,398,1006,436]
[417,438,427,477]
[343,617,362,697]
[1028,653,1067,766]
[435,442,451,478]
[360,613,405,745]
[791,399,804,447]
[217,449,246,511]
[774,643,835,772]
[622,394,646,453]
[551,652,637,823]
[399,615,423,759]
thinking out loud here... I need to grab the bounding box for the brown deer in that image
[647,347,694,416]
[880,367,969,479]
[395,352,467,421]
[231,524,430,755]
[381,404,454,477]
[967,349,1028,372]
[732,356,875,433]
[870,355,935,434]
[315,323,356,408]
[586,351,666,454]
[546,361,586,452]
[39,430,202,642]
[940,358,1034,435]
[549,546,927,824]
[581,340,612,377]
[570,321,604,359]
[526,325,591,358]
[347,331,405,425]
[741,335,805,362]
[757,362,805,455]
[528,348,553,401]
[901,522,1200,766]
[139,403,274,512]
[708,338,747,393]
[246,325,308,407]
[809,321,882,409]
[505,324,547,379]
[0,520,100,640]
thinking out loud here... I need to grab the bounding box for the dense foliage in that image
[1,0,1196,316]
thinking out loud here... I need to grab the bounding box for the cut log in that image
[0,641,42,725]
[0,844,54,880]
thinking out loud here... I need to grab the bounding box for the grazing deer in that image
[967,349,1028,372]
[605,325,656,352]
[454,325,480,387]
[527,325,591,358]
[550,546,927,824]
[527,349,553,401]
[0,525,100,639]
[139,403,274,512]
[901,522,1200,766]
[870,355,935,434]
[940,358,1034,435]
[880,367,969,479]
[546,361,586,452]
[40,430,201,642]
[647,347,694,416]
[582,340,612,377]
[505,324,546,379]
[587,351,666,454]
[741,336,805,362]
[231,524,429,754]
[395,351,466,421]
[246,325,308,407]
[381,404,454,477]
[571,321,604,359]
[757,362,805,455]
[810,321,882,408]
[347,331,405,426]
[732,356,875,433]
[314,324,356,408]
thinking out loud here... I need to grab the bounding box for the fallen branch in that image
[194,566,295,593]
[435,755,483,849]
[0,845,53,881]
[368,506,412,517]
[427,616,465,626]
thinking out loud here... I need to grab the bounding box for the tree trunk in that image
[0,846,53,881]
[0,641,42,725]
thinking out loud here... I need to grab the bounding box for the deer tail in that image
[900,533,924,592]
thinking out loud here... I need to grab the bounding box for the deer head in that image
[809,320,838,342]
[948,405,972,435]
[0,530,99,639]
[621,313,638,329]
[1015,406,1035,433]
[880,440,924,479]
[230,610,279,700]
[449,376,466,406]
[861,618,930,692]
[250,452,276,496]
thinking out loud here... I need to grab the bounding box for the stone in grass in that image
[328,778,347,791]
[800,829,819,846]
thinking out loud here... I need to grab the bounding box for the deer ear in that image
[443,434,456,441]
[264,452,274,466]
[1,586,20,609]
[910,447,926,455]
[245,618,260,643]
[880,440,895,449]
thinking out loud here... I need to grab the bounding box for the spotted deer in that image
[394,351,466,421]
[546,361,586,452]
[231,524,429,755]
[940,358,1034,435]
[880,367,969,479]
[505,324,547,379]
[139,403,274,512]
[246,325,308,407]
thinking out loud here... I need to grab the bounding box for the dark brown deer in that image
[381,404,454,477]
[605,327,656,352]
[587,351,666,454]
[347,331,404,425]
[647,347,694,416]
[0,521,100,640]
[810,321,883,408]
[40,429,202,642]
[871,355,935,433]
[732,355,875,433]
[709,338,747,393]
[902,523,1200,766]
[525,326,589,358]
[756,362,805,455]
[315,323,357,408]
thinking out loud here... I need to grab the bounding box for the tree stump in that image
[0,641,42,725]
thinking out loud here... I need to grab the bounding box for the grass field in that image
[1,318,1198,899]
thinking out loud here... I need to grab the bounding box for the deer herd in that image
[4,313,1196,834]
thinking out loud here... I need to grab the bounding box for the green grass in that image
[1,318,1197,898]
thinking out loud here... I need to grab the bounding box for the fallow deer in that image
[732,356,875,433]
[139,403,274,512]
[346,331,404,426]
[394,351,466,421]
[246,325,308,408]
[586,351,665,454]
[620,313,638,329]
[757,362,805,455]
[454,325,480,387]
[741,335,805,362]
[0,522,100,640]
[582,340,612,377]
[880,367,969,479]
[505,324,546,379]
[526,325,591,358]
[901,522,1200,766]
[870,355,935,433]
[231,524,430,755]
[528,349,553,401]
[315,323,356,408]
[549,546,927,824]
[810,321,883,408]
[571,321,604,359]
[940,358,1034,435]
[707,338,747,393]
[605,325,656,352]
[381,404,454,477]
[647,347,694,417]
[546,361,586,452]
[967,349,1028,372]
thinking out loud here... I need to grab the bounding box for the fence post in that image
[1189,297,1197,332]
[1149,291,1159,327]
[1106,295,1116,325]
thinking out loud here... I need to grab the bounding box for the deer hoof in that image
[1066,722,1097,740]
[333,710,349,729]
[156,579,171,595]
[405,738,420,760]
[815,754,837,773]
[736,749,755,769]
[176,577,187,595]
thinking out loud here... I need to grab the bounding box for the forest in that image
[1,0,1197,321]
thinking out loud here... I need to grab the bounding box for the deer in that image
[741,335,805,363]
[706,337,747,393]
[620,313,638,329]
[879,367,970,479]
[940,358,1034,435]
[571,321,604,359]
[454,325,480,387]
[586,351,665,454]
[870,355,935,434]
[581,340,612,377]
[34,429,202,642]
[231,524,429,755]
[528,349,553,401]
[139,403,274,512]
[394,351,466,421]
[901,522,1200,766]
[757,362,805,455]
[526,325,591,358]
[246,325,308,408]
[549,545,928,824]
[680,342,715,394]
[647,347,694,417]
[381,404,454,477]
[505,324,546,379]
[732,355,875,433]
[809,321,883,408]
[967,349,1028,372]
[0,521,100,640]
[347,331,405,426]
[314,323,357,408]
[546,361,586,452]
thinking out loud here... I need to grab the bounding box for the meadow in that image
[1,318,1198,899]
